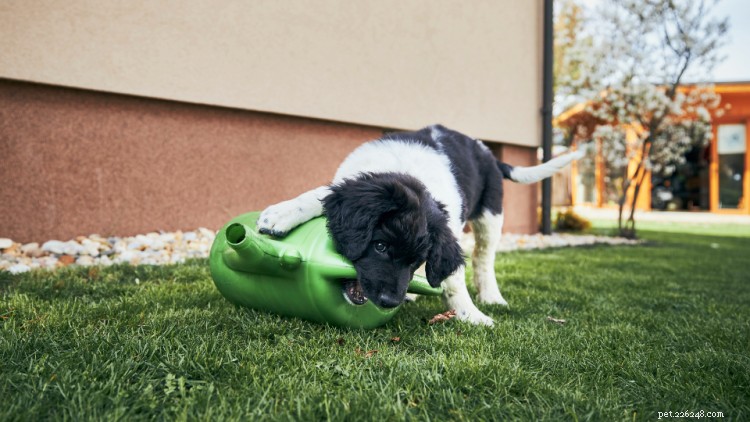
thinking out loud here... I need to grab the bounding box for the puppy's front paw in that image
[455,306,495,326]
[257,201,306,237]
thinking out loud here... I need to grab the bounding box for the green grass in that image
[2,224,749,421]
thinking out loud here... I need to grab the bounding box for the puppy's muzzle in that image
[342,279,402,308]
[374,292,401,308]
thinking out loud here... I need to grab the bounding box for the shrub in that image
[555,208,591,232]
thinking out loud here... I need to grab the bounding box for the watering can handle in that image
[407,274,443,296]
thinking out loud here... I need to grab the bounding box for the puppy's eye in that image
[374,241,388,254]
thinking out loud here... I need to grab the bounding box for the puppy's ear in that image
[425,203,464,287]
[323,174,421,260]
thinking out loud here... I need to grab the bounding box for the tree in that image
[553,0,588,102]
[555,0,729,238]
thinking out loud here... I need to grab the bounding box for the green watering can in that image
[209,212,443,329]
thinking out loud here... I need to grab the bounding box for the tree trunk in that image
[617,139,651,239]
[623,164,649,239]
[617,167,629,236]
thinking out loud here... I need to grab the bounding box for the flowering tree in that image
[556,0,728,238]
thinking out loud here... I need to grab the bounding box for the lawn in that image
[1,223,748,421]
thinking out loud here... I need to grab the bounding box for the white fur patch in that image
[471,210,508,306]
[333,140,464,232]
[510,150,584,184]
[441,265,495,326]
[257,186,330,236]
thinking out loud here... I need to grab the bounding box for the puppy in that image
[258,125,582,325]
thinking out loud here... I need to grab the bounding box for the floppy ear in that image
[323,174,420,260]
[425,203,464,287]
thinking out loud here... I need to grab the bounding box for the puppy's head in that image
[323,172,464,308]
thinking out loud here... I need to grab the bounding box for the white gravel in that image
[458,231,639,255]
[0,229,639,275]
[0,229,215,274]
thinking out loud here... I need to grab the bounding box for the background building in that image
[1,1,545,242]
[559,82,750,214]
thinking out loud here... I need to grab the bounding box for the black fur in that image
[496,161,515,180]
[383,124,506,220]
[323,172,465,308]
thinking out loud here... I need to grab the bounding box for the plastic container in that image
[209,211,442,329]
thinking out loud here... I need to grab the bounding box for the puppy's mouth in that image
[341,278,368,305]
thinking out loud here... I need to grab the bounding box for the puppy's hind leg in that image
[471,210,508,306]
[257,186,330,236]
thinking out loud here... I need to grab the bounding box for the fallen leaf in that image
[58,255,75,266]
[546,316,567,325]
[428,310,457,325]
[390,337,401,343]
[354,347,378,358]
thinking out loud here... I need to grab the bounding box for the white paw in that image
[257,200,307,237]
[477,290,509,306]
[455,306,494,326]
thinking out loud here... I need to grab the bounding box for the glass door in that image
[716,124,746,209]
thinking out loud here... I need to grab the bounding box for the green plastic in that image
[209,211,443,329]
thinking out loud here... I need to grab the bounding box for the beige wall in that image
[0,1,542,147]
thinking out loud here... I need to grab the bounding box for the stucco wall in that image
[0,80,380,242]
[496,144,540,234]
[0,80,539,242]
[0,0,542,146]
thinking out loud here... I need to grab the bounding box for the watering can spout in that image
[223,223,302,274]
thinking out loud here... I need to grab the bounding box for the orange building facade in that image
[562,82,750,214]
[709,83,750,213]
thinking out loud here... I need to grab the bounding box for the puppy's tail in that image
[498,149,585,184]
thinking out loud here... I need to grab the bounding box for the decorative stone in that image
[38,256,58,268]
[2,243,21,256]
[198,227,216,238]
[76,256,95,266]
[42,240,66,255]
[0,238,14,250]
[62,241,84,256]
[80,239,100,257]
[115,250,138,264]
[8,263,31,274]
[21,242,39,252]
[22,243,44,258]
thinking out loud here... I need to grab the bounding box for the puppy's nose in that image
[377,293,402,308]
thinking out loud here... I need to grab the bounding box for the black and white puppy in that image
[258,125,582,325]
